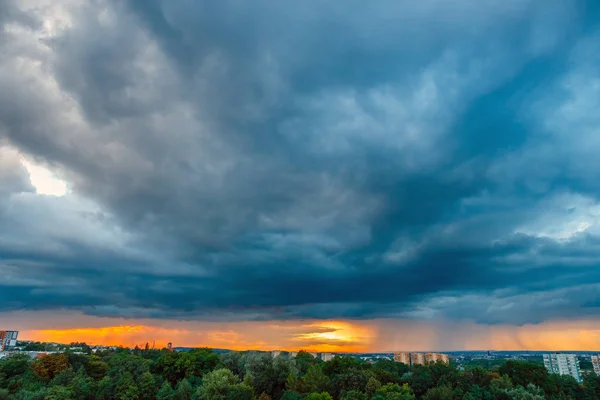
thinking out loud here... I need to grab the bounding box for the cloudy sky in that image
[1,0,600,351]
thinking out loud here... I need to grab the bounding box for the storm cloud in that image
[1,0,600,326]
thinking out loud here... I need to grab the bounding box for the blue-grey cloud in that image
[1,0,600,325]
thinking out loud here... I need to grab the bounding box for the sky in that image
[1,0,600,352]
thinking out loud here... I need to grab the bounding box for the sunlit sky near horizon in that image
[2,0,600,352]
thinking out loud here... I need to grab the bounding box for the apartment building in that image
[543,353,582,383]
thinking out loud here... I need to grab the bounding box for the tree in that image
[86,355,109,380]
[157,381,175,400]
[504,384,545,400]
[37,353,70,380]
[280,391,301,400]
[406,366,434,398]
[70,367,94,400]
[45,385,74,400]
[295,351,318,375]
[499,361,549,390]
[0,353,30,379]
[423,385,454,400]
[197,368,244,400]
[176,378,194,400]
[115,371,139,400]
[366,376,382,397]
[96,376,114,400]
[374,383,415,400]
[301,365,329,394]
[331,368,371,398]
[342,390,367,400]
[286,371,298,391]
[139,371,158,400]
[258,392,272,400]
[305,392,333,400]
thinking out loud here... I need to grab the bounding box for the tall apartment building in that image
[0,331,18,351]
[425,353,449,364]
[321,353,335,361]
[543,353,582,383]
[592,355,600,375]
[393,352,410,364]
[410,352,426,365]
[394,352,449,366]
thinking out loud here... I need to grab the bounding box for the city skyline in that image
[2,0,600,353]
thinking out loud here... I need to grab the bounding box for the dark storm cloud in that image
[1,0,600,324]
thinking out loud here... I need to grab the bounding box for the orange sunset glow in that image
[9,312,600,352]
[21,318,376,352]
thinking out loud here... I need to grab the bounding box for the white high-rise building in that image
[0,331,18,351]
[320,353,335,361]
[592,355,600,375]
[543,353,582,383]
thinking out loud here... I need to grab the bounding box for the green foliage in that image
[341,389,367,400]
[286,371,298,391]
[0,346,594,400]
[499,361,549,390]
[423,384,454,400]
[197,368,252,400]
[280,390,301,400]
[139,371,158,400]
[45,385,74,400]
[115,371,139,400]
[157,381,175,400]
[366,376,382,396]
[304,392,333,400]
[374,383,415,400]
[294,351,318,375]
[301,365,330,394]
[176,378,194,400]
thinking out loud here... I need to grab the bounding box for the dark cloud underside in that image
[1,0,600,325]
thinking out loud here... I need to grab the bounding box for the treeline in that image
[1,348,600,400]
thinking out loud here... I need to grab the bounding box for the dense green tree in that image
[258,392,272,400]
[371,359,409,385]
[96,376,114,400]
[286,371,298,391]
[139,370,158,400]
[374,383,415,400]
[1,354,31,379]
[582,374,600,399]
[69,368,94,400]
[115,371,139,400]
[366,376,382,397]
[499,361,548,391]
[323,357,365,377]
[176,378,194,400]
[295,352,318,375]
[85,355,109,380]
[280,390,301,400]
[45,385,73,400]
[304,392,333,400]
[197,368,250,400]
[423,385,454,400]
[462,385,493,400]
[342,389,367,400]
[157,381,175,400]
[331,367,372,398]
[301,365,330,394]
[406,366,434,398]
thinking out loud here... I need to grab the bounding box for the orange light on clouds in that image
[22,319,375,352]
[8,311,600,352]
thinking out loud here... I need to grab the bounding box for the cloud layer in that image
[1,0,600,328]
